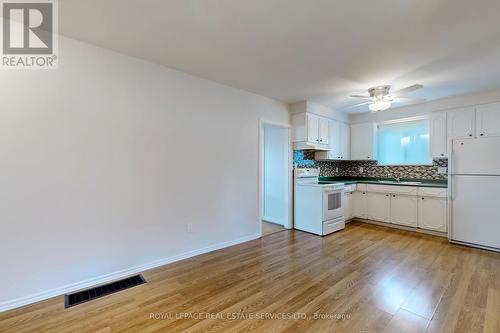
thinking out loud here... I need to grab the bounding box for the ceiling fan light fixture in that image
[350,84,424,112]
[369,100,391,111]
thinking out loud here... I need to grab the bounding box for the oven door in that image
[323,190,344,221]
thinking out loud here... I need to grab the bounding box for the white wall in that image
[263,125,288,226]
[0,37,290,311]
[350,88,500,123]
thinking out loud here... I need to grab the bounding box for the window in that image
[377,118,432,165]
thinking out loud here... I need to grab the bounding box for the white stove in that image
[294,168,346,236]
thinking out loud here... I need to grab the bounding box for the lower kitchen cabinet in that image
[389,194,418,227]
[367,192,390,222]
[343,191,353,220]
[352,191,367,219]
[346,184,447,235]
[418,196,447,232]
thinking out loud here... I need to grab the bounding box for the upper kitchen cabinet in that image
[350,122,377,160]
[340,123,351,160]
[447,103,500,140]
[318,116,329,144]
[292,112,329,150]
[430,111,447,158]
[476,102,500,138]
[447,107,475,139]
[315,120,350,160]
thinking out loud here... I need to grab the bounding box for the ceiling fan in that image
[349,84,425,112]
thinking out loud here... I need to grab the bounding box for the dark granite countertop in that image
[318,176,448,188]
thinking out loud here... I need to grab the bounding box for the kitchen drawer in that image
[418,187,448,198]
[343,184,356,192]
[356,184,367,191]
[323,218,345,235]
[366,184,417,195]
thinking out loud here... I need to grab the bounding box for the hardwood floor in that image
[261,221,286,236]
[1,221,500,333]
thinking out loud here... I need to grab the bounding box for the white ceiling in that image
[59,0,500,113]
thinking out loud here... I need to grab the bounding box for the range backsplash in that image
[293,151,448,180]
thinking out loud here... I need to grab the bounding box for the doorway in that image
[259,121,291,236]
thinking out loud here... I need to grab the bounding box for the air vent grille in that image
[64,274,146,308]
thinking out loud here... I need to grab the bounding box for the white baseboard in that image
[0,233,260,313]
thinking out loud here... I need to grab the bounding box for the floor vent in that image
[64,274,146,308]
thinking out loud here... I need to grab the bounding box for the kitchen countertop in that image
[318,176,448,188]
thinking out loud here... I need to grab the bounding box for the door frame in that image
[258,119,293,235]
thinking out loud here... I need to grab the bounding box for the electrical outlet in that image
[438,167,448,174]
[187,222,193,233]
[359,167,364,173]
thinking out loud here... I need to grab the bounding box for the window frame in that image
[376,116,433,166]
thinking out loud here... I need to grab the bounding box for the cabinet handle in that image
[469,134,472,137]
[393,195,396,198]
[480,133,484,136]
[363,192,366,194]
[385,194,389,197]
[440,153,444,156]
[422,197,425,200]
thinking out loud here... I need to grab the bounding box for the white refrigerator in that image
[450,137,500,250]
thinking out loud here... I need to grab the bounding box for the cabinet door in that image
[328,120,340,159]
[351,122,375,160]
[389,194,418,227]
[343,192,352,220]
[367,192,390,222]
[418,197,447,232]
[340,123,351,160]
[318,117,329,145]
[476,103,500,138]
[307,113,319,143]
[447,107,475,139]
[430,112,447,158]
[352,191,367,219]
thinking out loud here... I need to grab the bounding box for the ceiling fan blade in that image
[345,101,372,109]
[392,84,423,95]
[349,95,371,99]
[392,97,427,103]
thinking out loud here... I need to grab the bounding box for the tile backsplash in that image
[293,151,448,180]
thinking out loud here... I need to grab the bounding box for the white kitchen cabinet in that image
[352,191,367,219]
[350,122,377,160]
[447,107,475,139]
[367,192,390,222]
[315,120,351,160]
[292,112,329,150]
[430,112,447,158]
[475,102,500,138]
[318,116,329,144]
[306,113,319,143]
[340,122,351,160]
[418,196,447,232]
[328,120,341,158]
[343,191,353,220]
[389,194,418,227]
[352,184,448,234]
